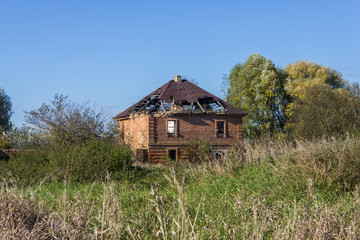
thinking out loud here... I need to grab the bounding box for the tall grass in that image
[242,135,360,193]
[1,136,360,239]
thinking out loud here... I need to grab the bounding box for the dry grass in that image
[1,173,360,239]
[0,175,125,239]
[242,135,360,191]
[1,136,360,239]
[0,178,56,239]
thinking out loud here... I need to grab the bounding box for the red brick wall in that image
[118,114,244,162]
[150,114,243,145]
[118,114,150,149]
[147,114,243,162]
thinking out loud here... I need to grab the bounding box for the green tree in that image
[0,88,12,131]
[226,54,289,137]
[25,94,108,144]
[287,84,360,139]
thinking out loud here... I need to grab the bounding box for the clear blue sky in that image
[1,0,359,126]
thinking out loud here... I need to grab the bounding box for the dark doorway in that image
[168,149,177,161]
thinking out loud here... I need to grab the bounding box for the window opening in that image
[167,120,176,134]
[216,121,225,135]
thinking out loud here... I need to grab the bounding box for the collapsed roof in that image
[114,77,246,119]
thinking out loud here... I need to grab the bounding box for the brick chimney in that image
[174,75,182,83]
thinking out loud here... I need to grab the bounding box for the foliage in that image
[227,53,289,137]
[1,125,46,149]
[25,94,109,144]
[226,56,358,139]
[0,140,133,184]
[285,61,346,97]
[0,134,12,149]
[183,137,213,163]
[286,84,360,139]
[0,88,12,131]
[284,61,347,119]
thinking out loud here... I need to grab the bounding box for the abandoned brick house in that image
[114,75,246,162]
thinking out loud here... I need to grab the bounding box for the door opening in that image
[168,149,177,161]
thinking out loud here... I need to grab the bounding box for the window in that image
[216,121,225,135]
[167,120,176,134]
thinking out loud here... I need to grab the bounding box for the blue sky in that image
[1,0,360,126]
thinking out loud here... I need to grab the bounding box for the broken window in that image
[216,121,225,136]
[167,120,176,134]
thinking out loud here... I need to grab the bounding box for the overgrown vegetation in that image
[0,140,133,185]
[183,137,213,163]
[1,136,360,239]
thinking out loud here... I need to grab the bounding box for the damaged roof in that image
[114,77,246,119]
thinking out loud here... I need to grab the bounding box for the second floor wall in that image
[118,113,244,149]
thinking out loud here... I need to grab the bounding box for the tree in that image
[25,94,108,144]
[0,88,13,131]
[284,61,347,119]
[2,125,45,149]
[226,53,289,137]
[287,84,360,139]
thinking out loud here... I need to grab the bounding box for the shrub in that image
[1,140,133,185]
[183,138,213,163]
[25,94,110,144]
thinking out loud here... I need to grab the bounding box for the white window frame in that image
[167,120,176,135]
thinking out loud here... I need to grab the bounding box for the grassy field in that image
[1,136,360,239]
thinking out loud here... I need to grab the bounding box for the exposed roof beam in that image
[216,100,226,112]
[135,99,152,114]
[160,100,168,116]
[196,100,206,113]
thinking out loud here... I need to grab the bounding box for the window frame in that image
[167,148,178,161]
[167,119,178,136]
[215,120,227,137]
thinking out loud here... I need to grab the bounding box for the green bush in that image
[183,137,213,163]
[0,140,133,185]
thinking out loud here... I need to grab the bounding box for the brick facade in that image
[115,76,246,162]
[118,114,149,149]
[118,113,243,162]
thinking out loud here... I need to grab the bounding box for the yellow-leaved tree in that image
[285,61,347,119]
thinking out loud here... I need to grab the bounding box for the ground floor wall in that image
[134,144,236,163]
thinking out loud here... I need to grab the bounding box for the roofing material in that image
[114,79,246,119]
